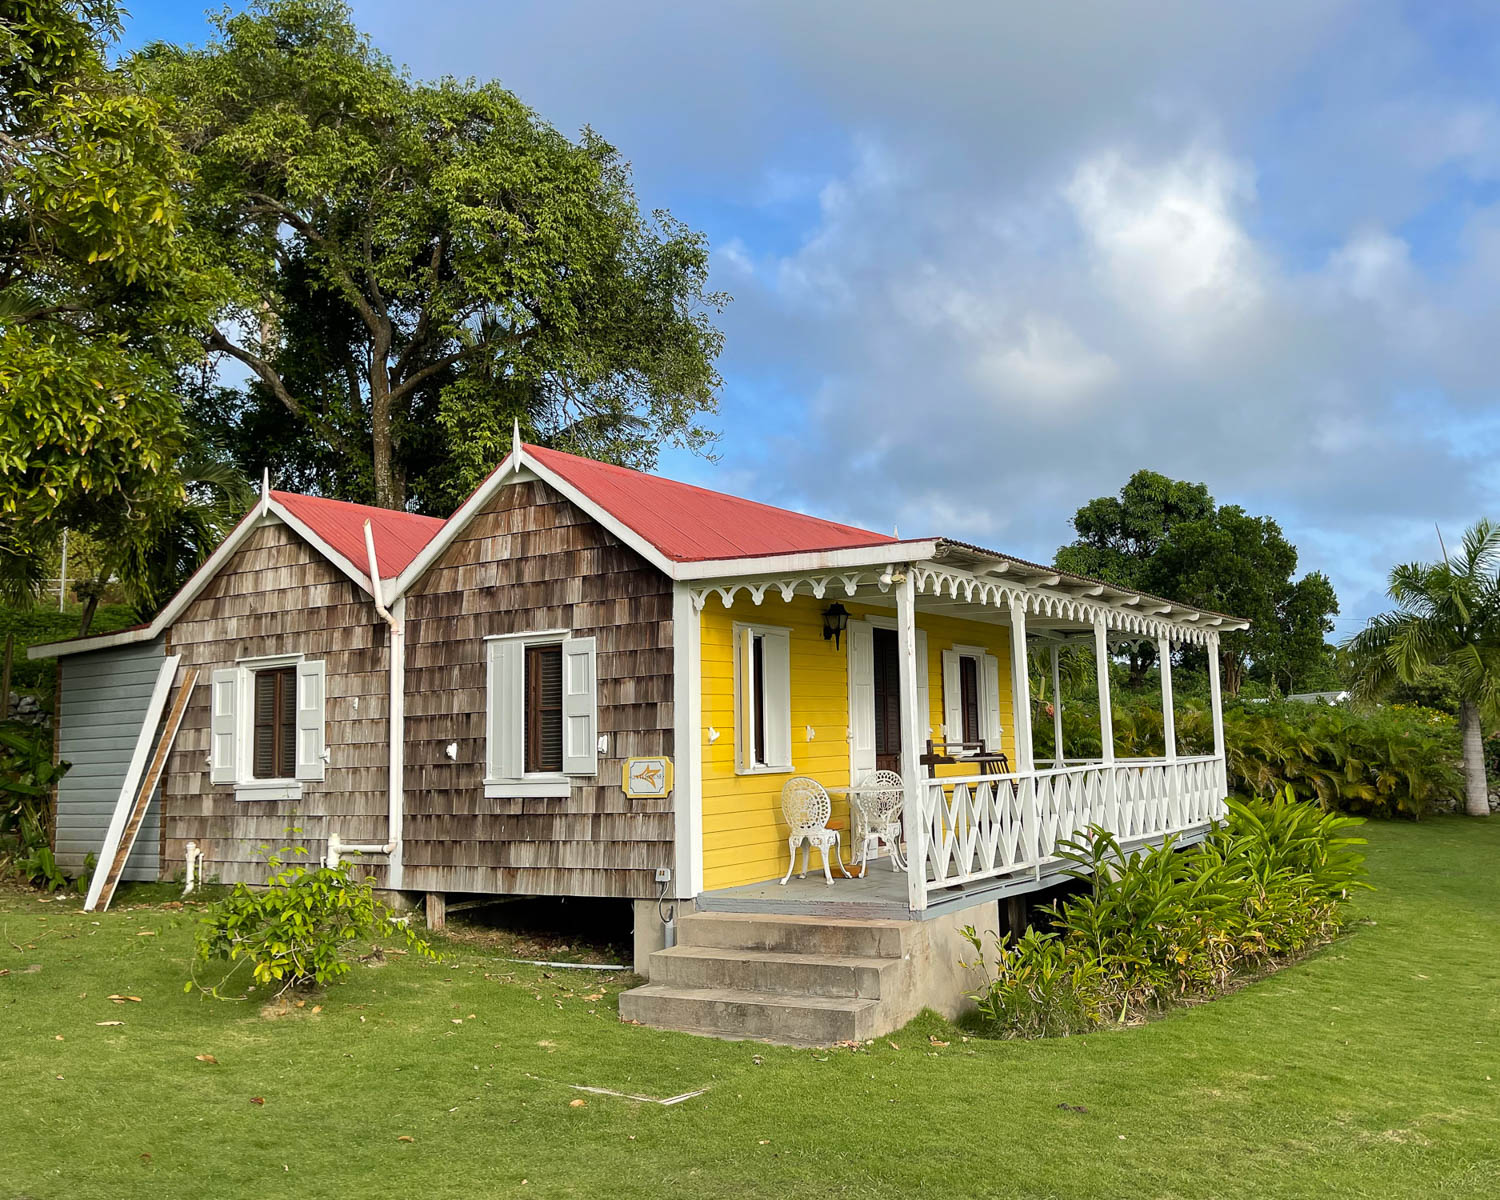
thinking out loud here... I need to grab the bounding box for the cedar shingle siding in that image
[161,522,392,886]
[403,479,674,899]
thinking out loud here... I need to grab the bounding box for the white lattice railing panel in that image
[915,756,1226,903]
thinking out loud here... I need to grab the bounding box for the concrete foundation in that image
[632,898,673,975]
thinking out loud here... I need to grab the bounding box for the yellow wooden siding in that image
[698,596,1016,891]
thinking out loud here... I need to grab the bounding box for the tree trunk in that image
[1,632,13,713]
[1460,699,1490,817]
[369,324,402,510]
[1222,654,1245,696]
[78,592,100,636]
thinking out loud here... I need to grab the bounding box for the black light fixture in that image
[822,602,850,649]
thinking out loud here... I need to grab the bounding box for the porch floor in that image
[695,827,1213,923]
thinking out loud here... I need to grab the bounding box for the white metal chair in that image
[853,769,906,876]
[779,776,847,886]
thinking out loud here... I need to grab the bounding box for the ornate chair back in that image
[781,776,833,836]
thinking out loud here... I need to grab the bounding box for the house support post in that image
[671,584,704,899]
[1093,618,1114,765]
[1050,645,1064,768]
[1008,599,1038,874]
[895,570,927,912]
[1158,635,1176,765]
[425,892,446,932]
[1208,633,1227,814]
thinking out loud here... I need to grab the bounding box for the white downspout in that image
[326,521,403,877]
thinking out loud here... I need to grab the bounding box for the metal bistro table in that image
[828,777,906,877]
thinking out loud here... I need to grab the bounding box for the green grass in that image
[2,820,1499,1199]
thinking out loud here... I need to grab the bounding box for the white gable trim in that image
[390,445,678,597]
[30,496,382,660]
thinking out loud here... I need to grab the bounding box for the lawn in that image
[2,820,1498,1200]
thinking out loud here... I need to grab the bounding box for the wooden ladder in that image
[89,666,198,913]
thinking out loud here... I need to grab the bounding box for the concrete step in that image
[649,944,898,998]
[618,982,883,1045]
[675,910,912,959]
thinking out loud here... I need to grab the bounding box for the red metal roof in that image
[523,443,899,562]
[271,491,445,579]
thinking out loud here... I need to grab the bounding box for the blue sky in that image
[121,1,1500,630]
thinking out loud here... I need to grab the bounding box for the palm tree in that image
[1344,520,1500,816]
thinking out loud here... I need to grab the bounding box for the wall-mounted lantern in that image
[822,602,850,650]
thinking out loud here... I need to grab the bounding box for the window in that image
[209,656,326,800]
[486,633,597,798]
[941,646,1002,751]
[959,655,981,744]
[734,623,791,773]
[524,643,563,773]
[252,666,297,780]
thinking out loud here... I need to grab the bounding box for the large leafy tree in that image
[134,0,725,512]
[1152,506,1339,696]
[1056,471,1339,694]
[1344,521,1500,817]
[0,0,220,601]
[1055,471,1214,685]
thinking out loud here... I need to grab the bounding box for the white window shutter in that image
[210,668,238,784]
[846,621,876,778]
[561,636,598,776]
[294,659,326,780]
[915,630,930,740]
[941,649,962,742]
[761,628,792,769]
[982,653,1004,755]
[487,640,523,780]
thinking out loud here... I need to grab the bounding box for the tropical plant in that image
[1343,520,1500,816]
[190,847,436,998]
[0,721,71,889]
[963,793,1367,1037]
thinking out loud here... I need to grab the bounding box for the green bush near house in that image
[1038,694,1464,817]
[964,793,1367,1037]
[1,602,139,695]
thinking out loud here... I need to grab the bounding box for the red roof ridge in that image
[520,442,897,563]
[270,490,445,578]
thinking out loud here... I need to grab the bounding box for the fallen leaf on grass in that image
[396,1136,415,1143]
[195,1054,218,1064]
[140,1153,152,1162]
[758,1139,771,1145]
[751,1054,763,1066]
[250,1097,265,1106]
[311,1005,322,1014]
[928,1036,949,1047]
[888,1041,900,1050]
[137,931,156,937]
[108,994,142,1003]
[95,1021,124,1027]
[22,964,41,974]
[568,1099,587,1108]
[54,1034,64,1041]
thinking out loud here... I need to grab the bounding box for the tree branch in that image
[387,349,465,404]
[206,326,302,418]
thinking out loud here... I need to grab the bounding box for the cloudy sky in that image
[126,2,1500,628]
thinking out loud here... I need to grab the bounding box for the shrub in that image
[190,851,436,998]
[0,722,74,890]
[964,792,1367,1037]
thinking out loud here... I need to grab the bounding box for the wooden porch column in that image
[1093,617,1115,764]
[1050,645,1064,768]
[1007,599,1034,773]
[895,570,928,911]
[1208,633,1227,801]
[1158,635,1177,764]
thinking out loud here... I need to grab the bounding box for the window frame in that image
[227,652,318,802]
[484,629,597,799]
[945,643,1003,753]
[250,663,298,781]
[732,621,794,775]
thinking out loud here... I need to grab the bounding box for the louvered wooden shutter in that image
[982,653,1004,755]
[847,621,876,778]
[294,659,325,780]
[561,636,597,776]
[941,649,962,741]
[210,668,238,784]
[487,640,523,781]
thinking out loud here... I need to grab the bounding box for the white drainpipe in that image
[324,522,405,882]
[182,841,203,896]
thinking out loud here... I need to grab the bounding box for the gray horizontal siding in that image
[55,638,167,881]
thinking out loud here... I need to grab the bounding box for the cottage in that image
[34,439,1247,1043]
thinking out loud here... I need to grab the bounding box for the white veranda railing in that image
[912,755,1228,906]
